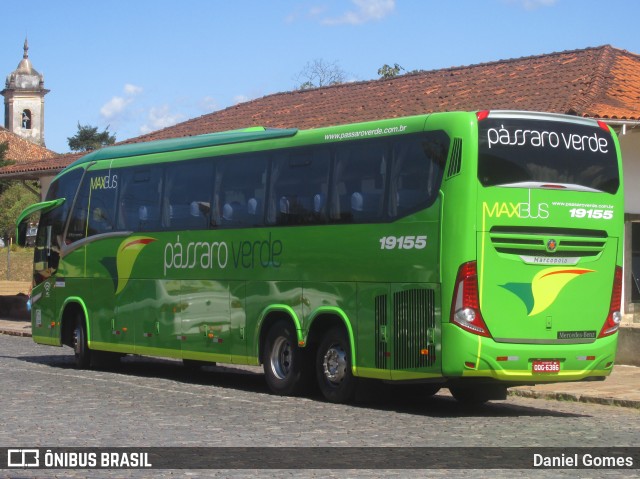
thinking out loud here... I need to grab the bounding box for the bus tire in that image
[263,320,309,396]
[72,315,91,369]
[316,326,356,404]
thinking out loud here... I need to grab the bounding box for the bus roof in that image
[66,126,299,169]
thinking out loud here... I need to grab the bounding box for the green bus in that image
[18,110,623,404]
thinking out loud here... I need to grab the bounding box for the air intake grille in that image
[489,226,607,258]
[374,294,388,369]
[393,288,436,369]
[446,138,462,178]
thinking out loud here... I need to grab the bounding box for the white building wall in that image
[618,128,640,316]
[620,129,640,214]
[8,94,44,146]
[39,176,53,201]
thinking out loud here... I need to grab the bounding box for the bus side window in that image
[332,141,387,223]
[162,159,213,230]
[268,148,330,226]
[66,201,88,243]
[66,177,90,243]
[66,169,120,242]
[388,131,448,218]
[215,154,268,228]
[88,204,114,235]
[117,167,163,231]
[88,173,118,236]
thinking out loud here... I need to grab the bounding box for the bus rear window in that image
[478,118,619,194]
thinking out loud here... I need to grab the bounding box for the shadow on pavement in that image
[14,351,588,419]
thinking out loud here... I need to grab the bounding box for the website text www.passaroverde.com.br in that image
[324,124,408,141]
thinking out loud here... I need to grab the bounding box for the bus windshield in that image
[477,117,619,194]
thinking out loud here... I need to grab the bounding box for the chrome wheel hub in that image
[323,344,347,385]
[269,336,292,380]
[73,327,81,355]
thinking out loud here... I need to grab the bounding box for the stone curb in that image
[0,327,31,338]
[508,389,640,410]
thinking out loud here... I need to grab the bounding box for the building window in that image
[21,110,32,129]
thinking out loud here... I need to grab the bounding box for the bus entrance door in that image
[31,219,62,345]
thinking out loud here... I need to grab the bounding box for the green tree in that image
[0,182,38,240]
[378,63,404,79]
[0,141,9,164]
[0,141,16,194]
[67,123,116,152]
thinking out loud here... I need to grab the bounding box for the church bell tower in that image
[1,38,49,146]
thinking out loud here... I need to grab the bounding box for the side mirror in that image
[15,198,66,247]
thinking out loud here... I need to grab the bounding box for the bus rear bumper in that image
[441,324,618,384]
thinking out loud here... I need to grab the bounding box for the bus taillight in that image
[451,261,492,338]
[599,266,622,338]
[476,110,490,121]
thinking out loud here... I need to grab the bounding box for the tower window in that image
[22,110,32,129]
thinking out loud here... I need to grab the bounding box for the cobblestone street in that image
[0,334,638,478]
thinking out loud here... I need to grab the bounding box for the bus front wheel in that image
[72,315,91,369]
[316,327,356,403]
[263,320,309,396]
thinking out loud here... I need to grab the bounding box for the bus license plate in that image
[532,360,560,374]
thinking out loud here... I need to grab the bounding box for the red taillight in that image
[597,120,610,132]
[599,266,622,338]
[450,261,492,338]
[476,110,490,121]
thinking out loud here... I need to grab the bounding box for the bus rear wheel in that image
[72,315,91,369]
[263,320,310,396]
[316,327,356,403]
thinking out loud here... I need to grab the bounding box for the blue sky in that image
[2,0,639,153]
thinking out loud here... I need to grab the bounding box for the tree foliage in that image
[378,63,405,79]
[0,142,9,165]
[67,123,116,152]
[0,141,16,195]
[295,59,347,90]
[0,183,38,239]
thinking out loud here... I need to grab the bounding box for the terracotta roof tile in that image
[0,152,81,179]
[4,45,640,179]
[0,127,56,165]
